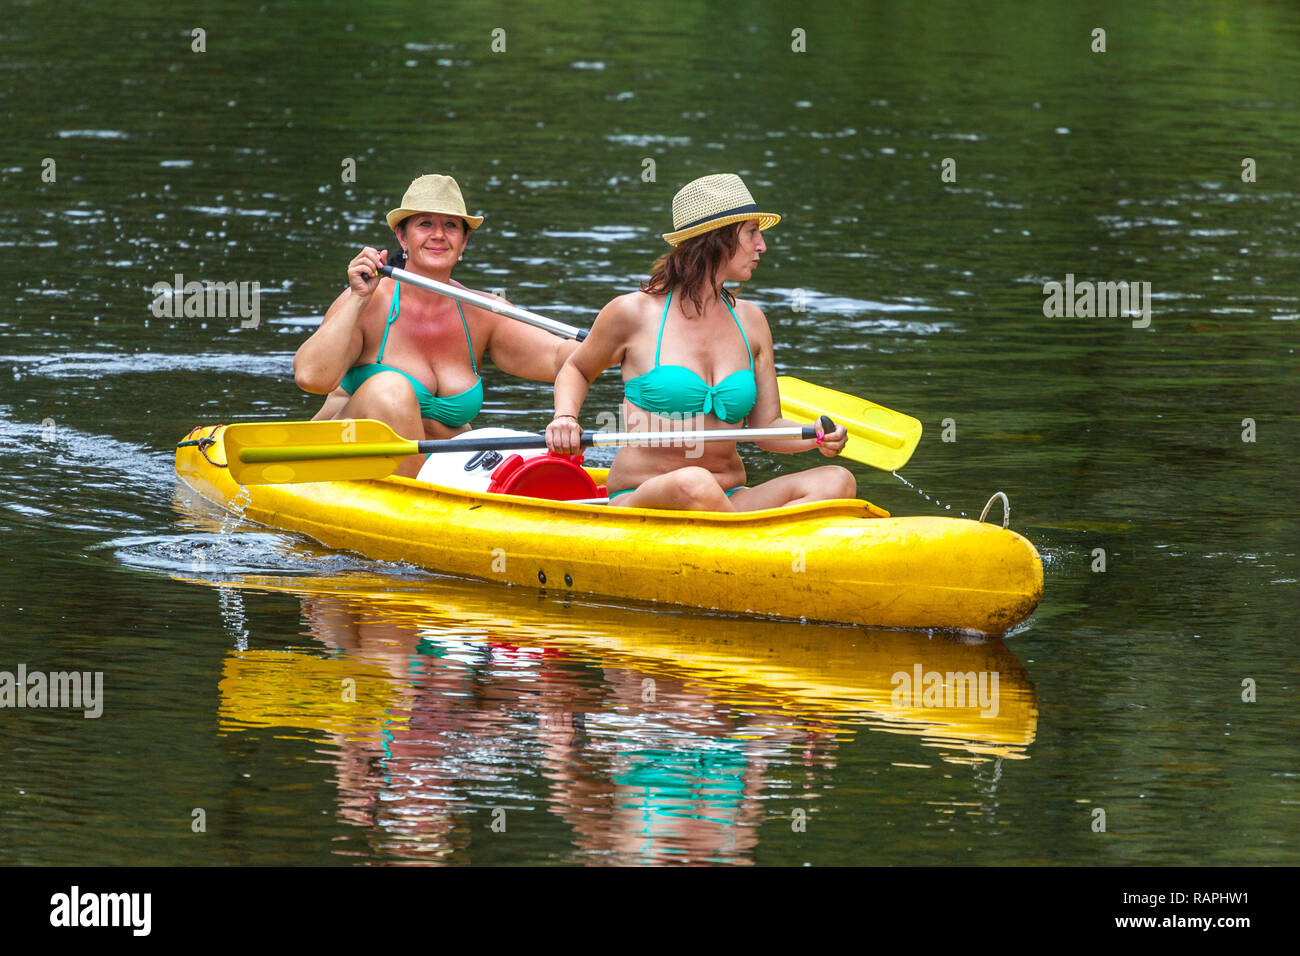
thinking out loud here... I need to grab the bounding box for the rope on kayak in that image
[176,425,228,468]
[979,492,1009,529]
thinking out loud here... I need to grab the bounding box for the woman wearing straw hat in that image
[546,173,853,511]
[294,173,579,477]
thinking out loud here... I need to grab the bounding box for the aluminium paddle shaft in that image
[379,264,588,341]
[430,425,821,453]
[236,424,827,464]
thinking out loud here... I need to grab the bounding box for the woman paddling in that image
[293,173,578,477]
[546,173,853,511]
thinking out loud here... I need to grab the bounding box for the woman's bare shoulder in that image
[731,295,772,341]
[598,289,660,328]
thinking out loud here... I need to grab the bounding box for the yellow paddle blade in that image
[778,376,922,472]
[223,419,418,485]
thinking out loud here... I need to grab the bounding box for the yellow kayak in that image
[175,424,1043,636]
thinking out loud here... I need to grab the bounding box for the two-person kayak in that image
[175,423,1043,636]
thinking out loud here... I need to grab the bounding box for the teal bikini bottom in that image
[608,484,743,501]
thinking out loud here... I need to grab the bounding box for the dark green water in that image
[1,0,1296,865]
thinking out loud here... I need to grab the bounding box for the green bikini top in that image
[338,280,484,428]
[624,292,757,424]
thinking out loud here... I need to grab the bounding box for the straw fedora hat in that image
[662,173,781,246]
[385,174,484,231]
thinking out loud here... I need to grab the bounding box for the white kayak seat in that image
[415,428,549,492]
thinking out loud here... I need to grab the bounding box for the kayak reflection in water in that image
[547,173,853,511]
[293,173,579,478]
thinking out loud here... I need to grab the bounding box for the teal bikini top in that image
[624,291,757,424]
[338,280,483,428]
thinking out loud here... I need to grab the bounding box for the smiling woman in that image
[291,174,579,477]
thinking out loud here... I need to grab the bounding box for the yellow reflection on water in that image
[184,565,1038,864]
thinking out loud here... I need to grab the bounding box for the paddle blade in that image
[778,377,922,471]
[223,419,416,484]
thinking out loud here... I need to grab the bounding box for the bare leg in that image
[727,466,856,512]
[312,389,351,421]
[607,466,738,512]
[330,372,427,478]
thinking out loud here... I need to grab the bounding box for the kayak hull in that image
[175,425,1043,636]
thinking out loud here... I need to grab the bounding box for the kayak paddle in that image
[380,263,587,341]
[223,417,833,485]
[775,377,921,473]
[376,262,920,471]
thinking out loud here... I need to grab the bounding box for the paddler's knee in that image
[350,371,422,419]
[670,466,732,509]
[815,465,856,500]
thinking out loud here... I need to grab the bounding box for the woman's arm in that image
[479,294,581,382]
[292,248,385,394]
[743,302,847,455]
[545,295,635,454]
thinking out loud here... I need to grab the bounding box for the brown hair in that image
[640,224,741,317]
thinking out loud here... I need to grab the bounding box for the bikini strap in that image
[376,280,401,362]
[654,291,672,366]
[722,295,753,370]
[658,290,752,369]
[455,301,478,374]
[378,281,477,375]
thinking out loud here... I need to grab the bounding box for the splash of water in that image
[218,585,249,651]
[890,472,968,518]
